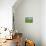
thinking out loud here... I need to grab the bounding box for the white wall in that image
[13,0,41,46]
[0,0,16,30]
[41,0,46,46]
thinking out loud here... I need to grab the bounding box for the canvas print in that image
[25,17,33,23]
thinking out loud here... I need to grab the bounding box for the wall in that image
[0,0,16,30]
[13,0,41,46]
[41,0,46,46]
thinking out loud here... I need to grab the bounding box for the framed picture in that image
[25,17,33,23]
